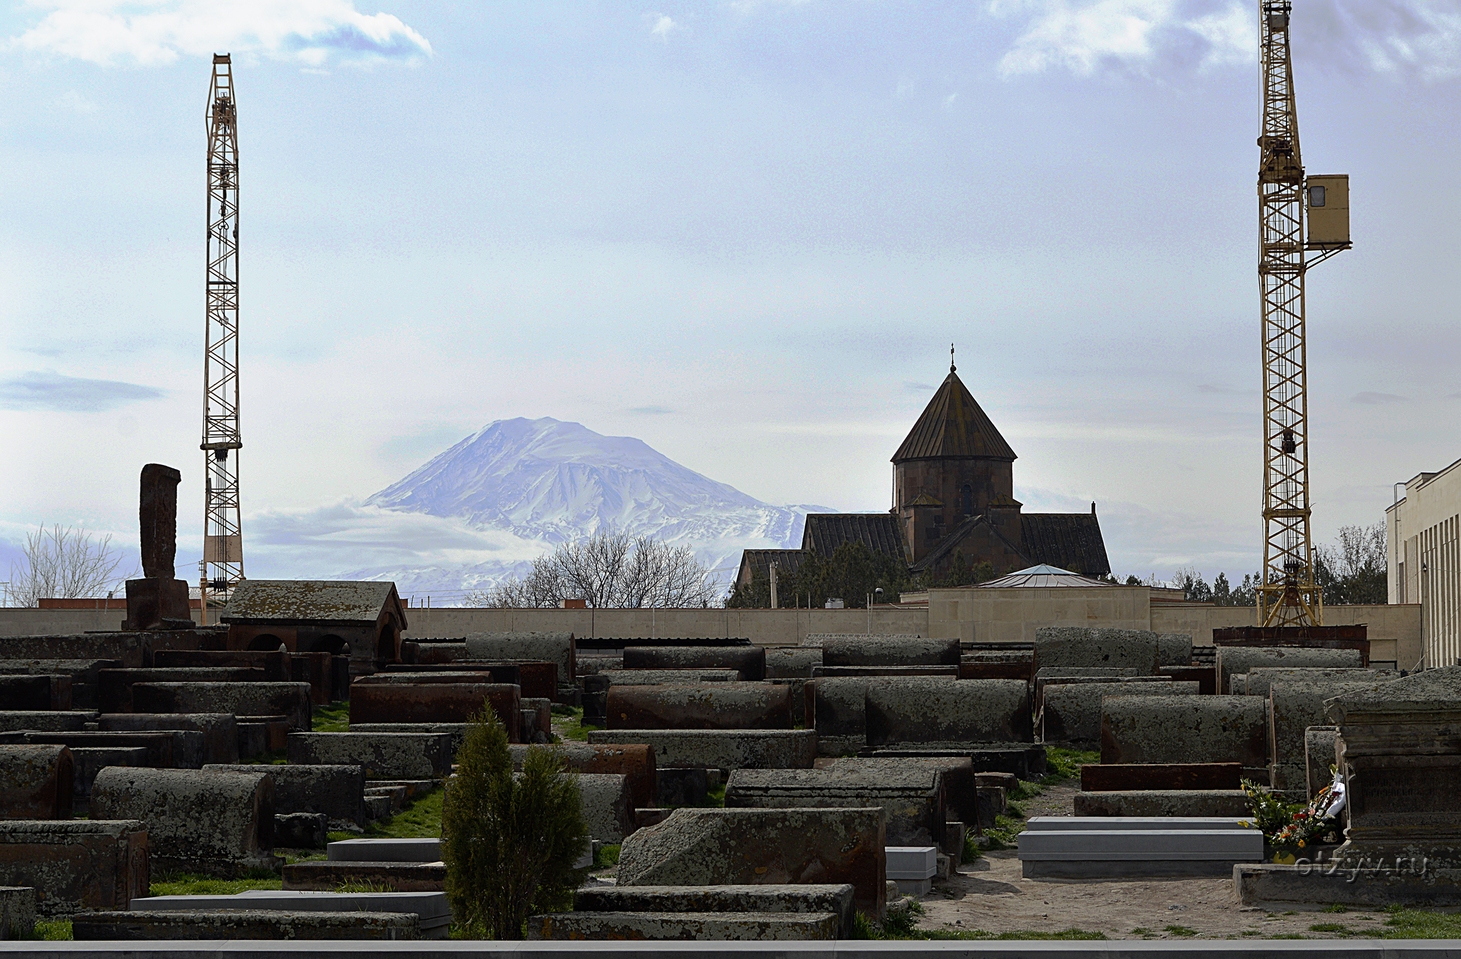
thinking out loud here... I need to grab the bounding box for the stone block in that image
[1267,679,1391,793]
[821,636,959,668]
[1072,789,1251,817]
[1159,665,1218,696]
[589,729,817,770]
[408,642,466,664]
[1157,633,1194,667]
[959,662,1034,681]
[617,806,886,917]
[0,711,94,733]
[1100,695,1268,771]
[90,766,279,877]
[464,632,575,685]
[153,647,290,681]
[205,763,368,828]
[812,665,959,678]
[657,767,708,807]
[1033,627,1160,675]
[1306,725,1339,798]
[130,681,313,732]
[765,648,823,679]
[572,883,855,939]
[0,745,72,819]
[287,732,454,780]
[1215,646,1364,694]
[866,678,1032,745]
[1080,763,1242,792]
[866,743,1047,781]
[578,772,635,843]
[598,668,741,686]
[274,812,328,849]
[809,677,878,747]
[1246,667,1397,701]
[606,682,792,730]
[1235,862,1461,908]
[2,729,194,769]
[1040,681,1197,746]
[98,713,238,765]
[727,763,945,846]
[71,747,150,804]
[132,889,451,938]
[122,577,193,631]
[0,885,36,940]
[97,667,265,713]
[1028,815,1253,831]
[349,682,521,740]
[0,674,71,711]
[328,837,440,862]
[350,723,469,756]
[0,819,149,915]
[373,662,556,700]
[509,742,658,811]
[529,910,839,940]
[822,756,975,833]
[0,632,153,669]
[75,908,421,940]
[621,646,766,681]
[283,860,445,892]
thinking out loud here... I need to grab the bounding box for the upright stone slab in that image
[0,885,36,940]
[1034,627,1159,675]
[1040,681,1196,746]
[606,682,792,730]
[0,745,73,819]
[123,463,194,631]
[725,764,945,847]
[464,632,575,685]
[1100,695,1268,773]
[865,678,1032,745]
[287,732,454,780]
[0,820,149,915]
[1306,725,1339,798]
[1215,646,1363,694]
[622,646,766,681]
[821,636,959,668]
[616,806,886,916]
[1156,633,1194,668]
[205,763,368,828]
[576,772,635,843]
[1267,679,1391,794]
[130,681,312,732]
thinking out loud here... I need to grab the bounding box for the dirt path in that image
[916,783,1388,941]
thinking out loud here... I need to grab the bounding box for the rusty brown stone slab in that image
[622,646,765,681]
[1159,665,1217,696]
[153,648,291,682]
[1080,762,1243,792]
[606,682,792,730]
[510,742,657,811]
[959,662,1033,681]
[0,819,149,915]
[0,675,72,711]
[348,683,521,741]
[289,652,333,705]
[98,667,265,713]
[0,745,73,819]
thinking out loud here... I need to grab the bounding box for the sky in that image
[3,0,1460,599]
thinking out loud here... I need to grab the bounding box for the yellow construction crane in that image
[1256,2,1350,626]
[201,54,244,616]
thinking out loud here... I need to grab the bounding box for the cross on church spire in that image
[950,342,956,374]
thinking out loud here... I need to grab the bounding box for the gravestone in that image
[1100,695,1268,775]
[123,464,193,631]
[606,682,792,730]
[0,745,73,819]
[0,820,149,915]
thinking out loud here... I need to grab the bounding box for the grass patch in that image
[1044,746,1098,782]
[1131,927,1154,937]
[29,920,72,941]
[312,702,350,733]
[979,813,1026,850]
[1309,923,1354,935]
[1322,904,1349,913]
[327,787,445,844]
[699,782,726,808]
[594,843,621,868]
[555,708,600,742]
[1380,909,1461,938]
[150,868,283,897]
[1164,925,1197,937]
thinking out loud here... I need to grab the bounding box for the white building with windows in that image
[1388,456,1461,669]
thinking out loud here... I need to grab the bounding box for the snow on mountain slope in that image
[353,417,824,597]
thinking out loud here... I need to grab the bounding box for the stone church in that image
[737,360,1110,589]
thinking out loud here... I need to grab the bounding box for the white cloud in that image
[12,0,432,67]
[646,13,679,41]
[56,89,99,112]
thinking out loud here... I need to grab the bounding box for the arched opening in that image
[962,484,973,516]
[248,633,284,651]
[308,634,347,655]
[375,621,400,663]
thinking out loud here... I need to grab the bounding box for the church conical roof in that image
[892,368,1016,462]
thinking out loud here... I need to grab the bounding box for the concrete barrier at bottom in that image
[529,911,839,940]
[570,883,856,939]
[1018,817,1263,878]
[130,890,450,939]
[73,910,421,941]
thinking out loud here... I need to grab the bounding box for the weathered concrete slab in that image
[589,730,817,770]
[1268,679,1390,793]
[726,764,945,846]
[0,745,72,819]
[1215,646,1364,694]
[821,636,959,668]
[130,681,313,732]
[287,732,454,780]
[606,682,792,730]
[510,742,657,812]
[1244,667,1395,701]
[1072,789,1251,817]
[0,819,149,915]
[0,710,95,733]
[616,806,886,917]
[1034,627,1159,675]
[349,682,521,740]
[0,885,36,940]
[1040,681,1196,746]
[529,910,839,941]
[578,772,635,843]
[1100,695,1268,771]
[573,883,855,939]
[865,679,1032,745]
[90,766,279,877]
[74,908,421,940]
[205,763,368,828]
[622,646,765,681]
[98,713,238,765]
[1080,763,1242,792]
[464,632,575,685]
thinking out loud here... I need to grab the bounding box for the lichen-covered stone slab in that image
[1034,627,1160,675]
[821,636,959,668]
[286,732,453,780]
[528,910,839,940]
[726,764,944,847]
[73,909,420,940]
[0,745,72,819]
[621,646,765,681]
[0,819,148,915]
[510,742,657,811]
[464,632,575,684]
[1214,646,1363,695]
[606,682,792,730]
[589,729,816,770]
[865,678,1031,745]
[204,763,367,829]
[1040,681,1198,746]
[1100,694,1267,769]
[573,883,855,938]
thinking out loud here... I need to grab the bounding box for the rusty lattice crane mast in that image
[201,54,244,614]
[1256,3,1350,627]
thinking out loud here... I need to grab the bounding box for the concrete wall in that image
[0,608,205,637]
[1149,603,1422,668]
[1388,456,1461,669]
[925,585,1151,645]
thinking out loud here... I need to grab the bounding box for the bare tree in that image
[7,525,132,607]
[470,529,719,608]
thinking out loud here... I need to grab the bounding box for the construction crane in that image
[1256,2,1350,627]
[201,54,244,616]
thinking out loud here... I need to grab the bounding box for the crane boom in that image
[202,53,244,612]
[1255,2,1349,626]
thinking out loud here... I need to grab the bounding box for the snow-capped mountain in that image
[349,417,822,597]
